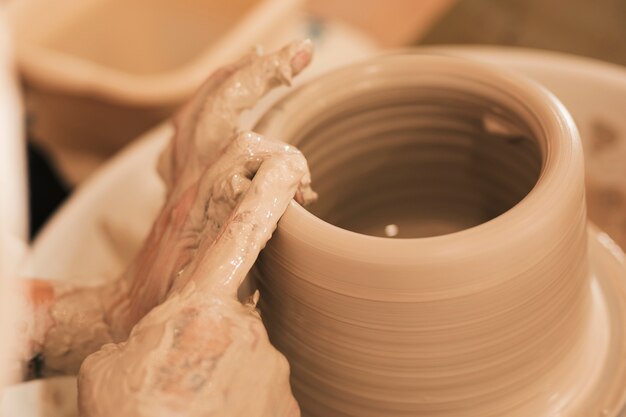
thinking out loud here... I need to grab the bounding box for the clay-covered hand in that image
[78,132,314,417]
[15,40,313,378]
[104,38,314,341]
[158,40,313,199]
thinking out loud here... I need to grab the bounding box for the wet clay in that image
[252,54,622,416]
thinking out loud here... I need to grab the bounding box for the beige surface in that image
[420,0,626,67]
[308,0,457,46]
[311,0,626,67]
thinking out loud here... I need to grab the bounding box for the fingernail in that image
[290,39,313,75]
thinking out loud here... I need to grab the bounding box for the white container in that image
[8,0,302,184]
[0,3,27,389]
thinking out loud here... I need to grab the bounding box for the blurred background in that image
[5,0,626,236]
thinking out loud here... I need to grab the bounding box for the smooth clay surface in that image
[253,54,626,416]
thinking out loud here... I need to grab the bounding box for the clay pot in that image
[253,54,622,416]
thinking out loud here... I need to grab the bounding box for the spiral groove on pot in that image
[253,54,592,417]
[297,90,541,238]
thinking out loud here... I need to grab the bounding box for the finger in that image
[158,49,258,188]
[214,38,314,112]
[192,130,305,217]
[164,132,303,294]
[196,131,307,232]
[190,136,310,296]
[193,39,314,158]
[161,40,313,194]
[158,65,240,188]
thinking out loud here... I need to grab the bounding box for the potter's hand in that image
[78,132,314,417]
[105,39,314,339]
[15,41,313,378]
[158,39,313,199]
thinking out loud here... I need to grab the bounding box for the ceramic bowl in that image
[253,54,626,417]
[7,0,302,184]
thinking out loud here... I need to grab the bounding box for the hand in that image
[17,40,314,378]
[106,39,314,340]
[78,132,313,417]
[158,40,313,199]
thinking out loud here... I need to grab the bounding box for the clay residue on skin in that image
[78,132,314,417]
[42,283,116,376]
[13,41,315,415]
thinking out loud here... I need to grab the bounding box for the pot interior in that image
[293,87,543,238]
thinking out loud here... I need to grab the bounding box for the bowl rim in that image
[7,0,302,105]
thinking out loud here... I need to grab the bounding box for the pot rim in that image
[255,52,584,266]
